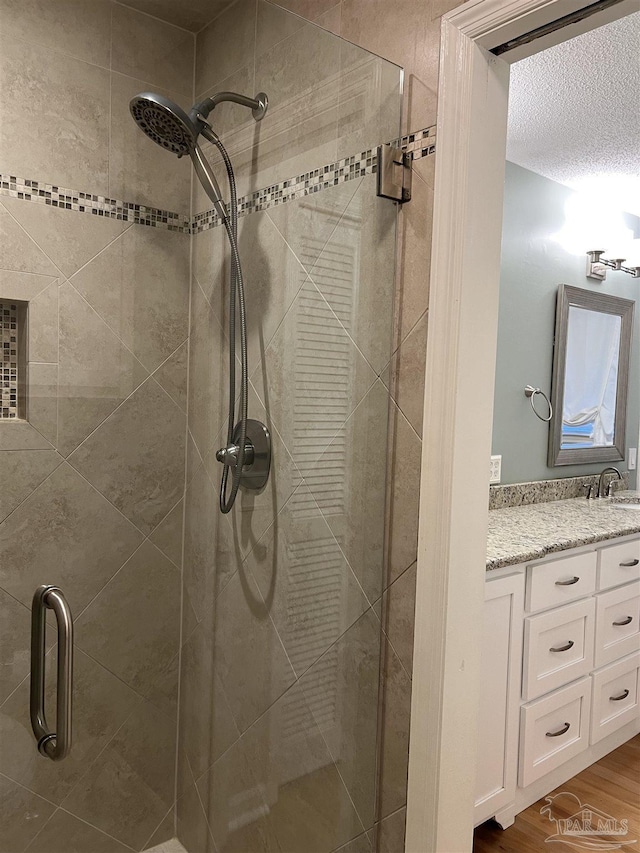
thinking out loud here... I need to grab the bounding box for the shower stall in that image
[0,2,406,851]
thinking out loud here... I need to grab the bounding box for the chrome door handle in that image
[612,616,633,627]
[620,559,639,567]
[30,585,73,761]
[555,576,580,586]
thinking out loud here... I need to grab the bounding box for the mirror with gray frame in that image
[549,284,635,467]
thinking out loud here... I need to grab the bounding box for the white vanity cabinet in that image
[476,534,640,830]
[474,574,524,825]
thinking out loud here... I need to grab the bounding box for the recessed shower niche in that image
[0,274,60,451]
[0,298,26,420]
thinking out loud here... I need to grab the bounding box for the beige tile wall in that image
[0,0,194,213]
[0,3,193,851]
[191,0,403,213]
[0,200,190,853]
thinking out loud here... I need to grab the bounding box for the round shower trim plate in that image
[233,418,271,491]
[252,93,269,122]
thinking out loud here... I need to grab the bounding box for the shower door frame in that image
[406,0,638,850]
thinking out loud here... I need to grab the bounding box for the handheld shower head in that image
[130,90,272,511]
[129,92,197,156]
[129,92,228,220]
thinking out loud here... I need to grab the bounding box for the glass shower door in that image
[179,4,404,852]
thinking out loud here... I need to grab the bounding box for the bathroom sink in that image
[609,490,640,507]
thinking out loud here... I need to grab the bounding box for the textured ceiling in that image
[507,11,640,216]
[119,0,232,31]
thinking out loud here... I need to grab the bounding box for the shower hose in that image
[213,137,248,514]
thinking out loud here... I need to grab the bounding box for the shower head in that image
[129,92,197,156]
[130,91,228,221]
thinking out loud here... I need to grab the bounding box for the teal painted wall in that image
[492,162,639,486]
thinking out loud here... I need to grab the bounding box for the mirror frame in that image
[548,284,635,467]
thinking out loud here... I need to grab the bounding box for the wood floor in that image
[473,735,640,853]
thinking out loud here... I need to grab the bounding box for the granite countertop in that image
[487,491,640,571]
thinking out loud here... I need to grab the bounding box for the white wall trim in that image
[405,18,509,851]
[452,0,640,52]
[405,0,633,851]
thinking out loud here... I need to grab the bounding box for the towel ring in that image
[524,385,553,422]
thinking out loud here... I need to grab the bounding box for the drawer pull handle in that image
[550,640,574,653]
[612,616,633,626]
[555,576,580,586]
[610,689,630,702]
[546,722,570,737]
[619,559,639,567]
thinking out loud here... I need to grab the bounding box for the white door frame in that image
[405,1,637,851]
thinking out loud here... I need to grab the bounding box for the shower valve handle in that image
[216,441,255,469]
[216,420,271,492]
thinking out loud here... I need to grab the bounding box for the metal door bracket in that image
[376,144,412,203]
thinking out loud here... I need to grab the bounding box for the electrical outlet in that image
[490,455,501,484]
[629,448,637,471]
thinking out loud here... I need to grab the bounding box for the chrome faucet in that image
[597,466,622,499]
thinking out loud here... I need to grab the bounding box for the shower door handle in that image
[30,585,73,761]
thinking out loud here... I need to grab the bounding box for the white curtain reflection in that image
[562,306,621,447]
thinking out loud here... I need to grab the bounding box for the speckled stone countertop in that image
[613,490,640,504]
[487,492,640,571]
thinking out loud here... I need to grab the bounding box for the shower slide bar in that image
[30,585,73,761]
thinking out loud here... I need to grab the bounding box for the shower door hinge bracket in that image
[376,144,412,204]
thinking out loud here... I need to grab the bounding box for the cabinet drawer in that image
[590,653,640,745]
[523,598,595,701]
[598,538,640,591]
[519,678,591,788]
[595,581,640,668]
[526,551,597,613]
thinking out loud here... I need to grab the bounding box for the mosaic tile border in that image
[489,472,630,510]
[0,176,191,233]
[0,126,436,235]
[192,126,437,233]
[398,126,438,159]
[0,299,19,419]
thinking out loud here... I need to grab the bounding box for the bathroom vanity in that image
[475,495,640,828]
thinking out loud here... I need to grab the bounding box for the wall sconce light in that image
[586,250,640,282]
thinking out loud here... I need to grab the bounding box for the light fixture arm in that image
[587,250,640,281]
